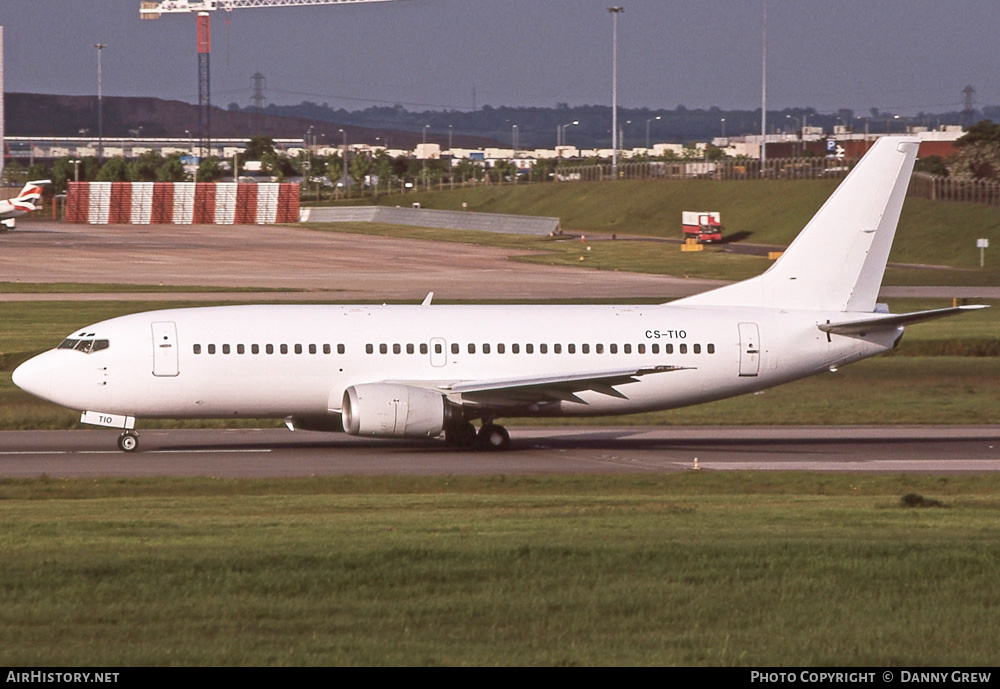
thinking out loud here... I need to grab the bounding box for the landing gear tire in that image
[117,431,139,453]
[476,423,511,451]
[445,421,478,449]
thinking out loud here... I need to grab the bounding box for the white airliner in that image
[12,138,985,452]
[0,180,51,229]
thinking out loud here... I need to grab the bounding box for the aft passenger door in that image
[151,321,179,377]
[738,322,760,377]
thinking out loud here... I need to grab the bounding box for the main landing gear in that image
[117,430,140,453]
[444,421,511,451]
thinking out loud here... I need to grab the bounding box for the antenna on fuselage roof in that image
[421,292,434,306]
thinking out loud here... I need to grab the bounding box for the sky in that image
[1,0,997,116]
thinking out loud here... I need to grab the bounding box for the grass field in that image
[334,179,1000,285]
[307,217,1000,287]
[1,474,999,666]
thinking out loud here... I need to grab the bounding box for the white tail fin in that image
[674,137,919,313]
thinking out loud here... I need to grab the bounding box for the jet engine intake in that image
[342,384,454,438]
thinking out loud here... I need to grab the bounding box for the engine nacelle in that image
[342,384,454,438]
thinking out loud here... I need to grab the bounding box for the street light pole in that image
[760,0,767,174]
[608,6,624,180]
[94,43,107,162]
[645,116,660,149]
[339,128,347,198]
[558,120,579,147]
[422,124,429,190]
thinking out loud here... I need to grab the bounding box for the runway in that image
[1,426,998,477]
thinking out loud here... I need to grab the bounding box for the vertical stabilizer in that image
[674,137,919,313]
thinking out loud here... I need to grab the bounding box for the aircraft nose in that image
[12,353,56,402]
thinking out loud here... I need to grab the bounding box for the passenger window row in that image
[364,342,716,355]
[193,343,345,355]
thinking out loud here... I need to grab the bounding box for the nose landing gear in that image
[117,430,140,452]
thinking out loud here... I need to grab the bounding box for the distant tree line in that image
[229,100,999,150]
[10,122,1000,197]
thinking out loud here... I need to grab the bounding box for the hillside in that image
[4,93,496,148]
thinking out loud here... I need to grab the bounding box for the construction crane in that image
[139,0,404,159]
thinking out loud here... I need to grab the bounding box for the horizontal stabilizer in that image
[819,305,988,335]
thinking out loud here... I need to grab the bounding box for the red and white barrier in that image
[66,182,299,225]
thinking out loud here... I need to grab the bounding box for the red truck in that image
[682,211,723,243]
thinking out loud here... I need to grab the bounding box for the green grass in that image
[325,179,1000,285]
[1,474,999,666]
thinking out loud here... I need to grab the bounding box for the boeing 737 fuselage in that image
[11,139,985,451]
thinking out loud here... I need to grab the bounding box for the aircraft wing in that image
[431,365,692,407]
[819,305,988,335]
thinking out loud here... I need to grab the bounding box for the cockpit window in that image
[58,338,109,354]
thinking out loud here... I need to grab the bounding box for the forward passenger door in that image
[151,322,179,377]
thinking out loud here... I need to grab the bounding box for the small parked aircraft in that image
[0,180,51,229]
